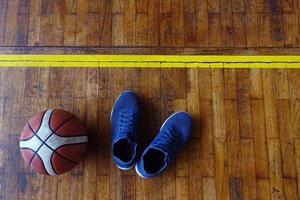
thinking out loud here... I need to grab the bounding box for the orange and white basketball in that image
[19,109,88,175]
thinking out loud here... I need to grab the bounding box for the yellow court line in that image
[0,55,299,68]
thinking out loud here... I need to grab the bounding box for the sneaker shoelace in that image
[154,126,178,154]
[118,110,134,138]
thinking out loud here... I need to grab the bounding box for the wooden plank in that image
[88,0,100,13]
[295,139,300,197]
[270,14,284,47]
[160,0,171,13]
[208,13,221,47]
[186,69,200,138]
[215,134,229,199]
[77,0,88,14]
[258,13,271,47]
[184,0,196,13]
[283,13,298,47]
[147,0,160,46]
[28,0,41,46]
[136,0,147,13]
[39,15,53,46]
[229,177,243,200]
[0,0,8,46]
[208,0,219,13]
[63,14,76,45]
[100,0,112,46]
[232,0,244,12]
[65,0,77,14]
[52,0,65,46]
[224,69,237,100]
[236,69,252,139]
[245,13,259,47]
[225,99,241,177]
[176,177,189,200]
[135,13,148,46]
[283,179,299,200]
[189,176,202,200]
[278,100,297,178]
[199,100,214,177]
[196,0,209,47]
[112,13,124,46]
[184,13,197,47]
[112,0,124,13]
[123,176,136,200]
[202,177,216,200]
[290,99,300,140]
[198,69,212,100]
[16,13,29,46]
[281,0,295,12]
[257,178,271,200]
[76,14,89,46]
[96,175,109,199]
[4,0,19,46]
[250,69,263,100]
[274,69,289,99]
[172,0,184,47]
[219,0,233,47]
[189,139,202,176]
[124,0,136,46]
[288,70,300,101]
[251,100,269,178]
[49,68,74,98]
[212,69,226,139]
[232,13,246,47]
[24,68,39,97]
[262,69,279,139]
[88,13,100,46]
[160,13,173,46]
[244,0,257,12]
[41,0,54,15]
[267,139,285,200]
[212,72,229,200]
[241,139,257,199]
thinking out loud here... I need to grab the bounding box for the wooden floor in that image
[0,0,299,47]
[0,68,299,200]
[0,0,300,200]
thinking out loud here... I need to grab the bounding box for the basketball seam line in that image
[51,115,87,138]
[26,121,79,168]
[28,124,54,173]
[34,152,48,174]
[53,115,76,133]
[21,110,87,174]
[19,111,47,141]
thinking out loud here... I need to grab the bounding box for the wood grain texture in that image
[0,0,299,47]
[0,68,298,200]
[0,0,299,199]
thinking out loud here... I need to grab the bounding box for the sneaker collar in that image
[113,137,137,163]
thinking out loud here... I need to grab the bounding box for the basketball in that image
[19,109,88,175]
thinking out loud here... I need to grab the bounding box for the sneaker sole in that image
[160,111,192,131]
[116,164,134,171]
[135,164,147,178]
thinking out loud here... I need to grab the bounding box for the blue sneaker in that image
[135,112,192,178]
[111,91,139,170]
